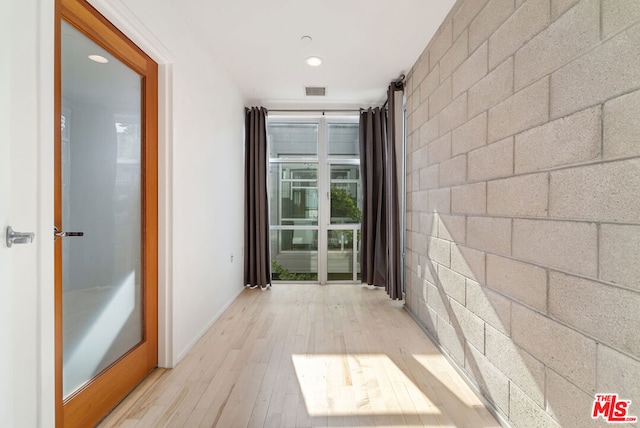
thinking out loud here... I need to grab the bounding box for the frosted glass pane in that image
[269,123,318,158]
[61,21,143,398]
[328,123,359,158]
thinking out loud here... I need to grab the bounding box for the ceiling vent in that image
[305,86,326,96]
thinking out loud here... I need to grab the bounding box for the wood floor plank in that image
[98,284,501,428]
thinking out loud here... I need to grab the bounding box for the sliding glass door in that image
[268,117,361,283]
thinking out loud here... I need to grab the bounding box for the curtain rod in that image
[268,109,363,114]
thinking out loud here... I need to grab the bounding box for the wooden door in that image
[55,1,158,426]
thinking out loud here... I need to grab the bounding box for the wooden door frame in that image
[54,1,158,426]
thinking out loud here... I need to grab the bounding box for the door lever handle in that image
[6,226,35,248]
[54,226,84,240]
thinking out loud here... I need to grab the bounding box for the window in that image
[268,116,360,283]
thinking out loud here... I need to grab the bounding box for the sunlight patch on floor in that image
[292,353,442,417]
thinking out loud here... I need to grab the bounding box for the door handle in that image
[6,226,35,248]
[54,226,84,241]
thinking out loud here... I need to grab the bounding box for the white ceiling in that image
[180,0,457,108]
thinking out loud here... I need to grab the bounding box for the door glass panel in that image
[330,165,361,224]
[61,21,143,398]
[271,230,318,281]
[327,229,356,281]
[269,163,318,226]
[328,123,359,158]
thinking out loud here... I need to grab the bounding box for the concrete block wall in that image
[404,0,640,426]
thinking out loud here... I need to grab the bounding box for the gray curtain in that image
[359,83,403,300]
[244,107,271,289]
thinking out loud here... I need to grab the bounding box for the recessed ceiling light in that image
[301,35,312,43]
[305,56,322,67]
[88,54,109,64]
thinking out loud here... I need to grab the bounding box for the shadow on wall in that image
[406,212,639,428]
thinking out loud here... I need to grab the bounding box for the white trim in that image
[88,0,175,368]
[87,0,175,64]
[38,0,56,425]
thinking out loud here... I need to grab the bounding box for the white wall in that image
[89,0,246,364]
[0,0,55,426]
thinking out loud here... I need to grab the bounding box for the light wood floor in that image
[98,284,501,427]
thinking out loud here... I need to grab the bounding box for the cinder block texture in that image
[549,271,640,356]
[438,154,467,187]
[488,0,550,70]
[512,304,596,392]
[405,0,640,425]
[488,76,549,142]
[428,236,451,267]
[428,188,450,213]
[437,214,466,243]
[515,0,600,90]
[515,106,601,174]
[412,53,430,88]
[468,57,513,118]
[510,384,560,428]
[604,89,640,159]
[469,0,514,51]
[412,145,429,171]
[453,0,491,38]
[597,346,640,410]
[413,100,429,129]
[486,254,547,312]
[428,133,452,166]
[451,112,487,157]
[419,165,439,190]
[427,281,450,322]
[437,317,465,365]
[450,300,485,351]
[452,42,487,98]
[419,212,437,236]
[551,22,640,118]
[417,301,438,336]
[439,93,467,135]
[451,182,486,215]
[487,173,548,217]
[600,224,640,291]
[546,369,602,428]
[467,216,511,256]
[468,137,513,181]
[549,159,640,223]
[512,219,598,277]
[465,344,510,413]
[412,189,429,212]
[420,116,439,145]
[429,77,452,119]
[438,265,467,304]
[486,326,546,407]
[440,30,468,81]
[602,0,640,38]
[551,0,580,20]
[466,281,511,335]
[451,244,485,282]
[420,65,440,103]
[430,21,453,70]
